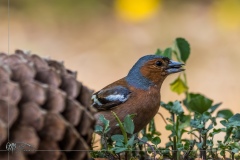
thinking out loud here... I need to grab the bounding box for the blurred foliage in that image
[114,0,160,22]
[2,0,240,27]
[212,0,240,30]
[0,0,210,21]
[0,0,111,22]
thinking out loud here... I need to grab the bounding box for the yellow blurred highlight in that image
[212,0,240,30]
[114,0,160,22]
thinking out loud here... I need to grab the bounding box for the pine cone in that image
[0,50,95,160]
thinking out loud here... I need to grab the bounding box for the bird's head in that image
[126,55,184,89]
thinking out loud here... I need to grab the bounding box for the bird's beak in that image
[166,60,185,74]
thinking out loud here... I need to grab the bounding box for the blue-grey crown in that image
[126,55,164,90]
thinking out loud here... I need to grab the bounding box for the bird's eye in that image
[155,61,162,66]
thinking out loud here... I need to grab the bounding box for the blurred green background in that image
[1,0,240,144]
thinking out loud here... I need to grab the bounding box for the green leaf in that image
[139,136,148,145]
[220,120,228,126]
[94,125,103,134]
[197,124,204,129]
[163,48,172,59]
[224,127,233,143]
[161,101,184,115]
[161,101,171,110]
[99,114,110,130]
[231,148,239,153]
[231,142,240,149]
[196,142,203,149]
[170,76,188,95]
[152,137,161,146]
[127,135,135,147]
[175,38,190,63]
[165,124,173,131]
[111,134,124,142]
[208,102,222,113]
[179,115,191,129]
[166,141,173,148]
[217,109,234,120]
[148,119,156,134]
[129,113,137,119]
[190,119,201,128]
[209,128,222,137]
[155,48,162,56]
[206,140,213,147]
[183,140,190,150]
[233,128,240,140]
[187,94,213,114]
[220,150,225,156]
[113,147,128,153]
[206,123,213,131]
[177,143,184,150]
[201,112,211,122]
[211,117,217,126]
[123,115,134,134]
[228,113,240,127]
[171,101,184,115]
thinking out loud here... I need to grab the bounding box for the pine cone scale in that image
[0,50,96,160]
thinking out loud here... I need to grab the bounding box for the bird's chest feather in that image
[114,86,160,131]
[129,86,160,132]
[131,86,160,110]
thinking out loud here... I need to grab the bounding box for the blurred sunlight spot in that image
[212,0,240,30]
[114,0,160,22]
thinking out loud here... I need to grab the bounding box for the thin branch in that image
[183,140,196,160]
[157,112,168,125]
[157,112,173,149]
[137,138,156,160]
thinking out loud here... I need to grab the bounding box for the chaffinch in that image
[92,55,184,135]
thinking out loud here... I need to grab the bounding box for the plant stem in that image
[199,131,203,159]
[111,111,128,144]
[231,152,235,160]
[202,133,207,160]
[157,112,168,125]
[101,134,108,150]
[125,152,128,160]
[183,140,196,160]
[176,116,181,160]
[172,46,181,62]
[111,111,129,159]
[138,138,156,160]
[199,130,207,160]
[171,113,178,160]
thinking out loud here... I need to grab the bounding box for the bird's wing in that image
[91,85,131,111]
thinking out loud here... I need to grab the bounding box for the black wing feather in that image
[92,86,131,111]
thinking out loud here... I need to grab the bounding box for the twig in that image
[137,138,156,160]
[231,152,235,160]
[201,133,207,160]
[158,112,174,151]
[157,112,168,125]
[183,140,196,160]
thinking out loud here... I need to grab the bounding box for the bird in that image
[92,55,184,136]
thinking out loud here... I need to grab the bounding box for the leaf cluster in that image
[91,38,240,160]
